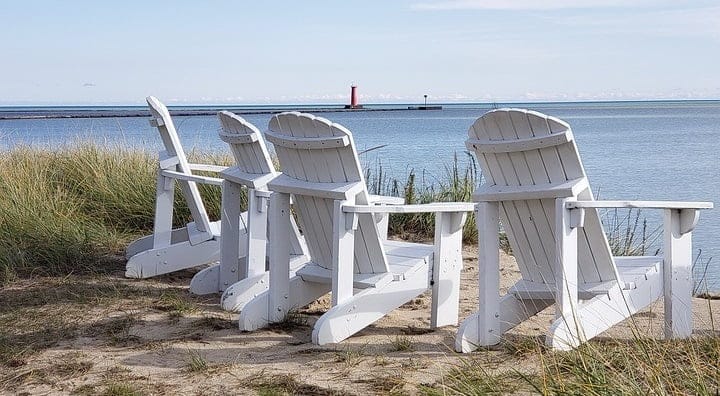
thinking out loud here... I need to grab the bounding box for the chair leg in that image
[125,239,220,278]
[238,275,330,331]
[220,269,268,312]
[457,294,553,353]
[152,172,175,249]
[312,264,430,345]
[431,211,466,328]
[456,202,501,352]
[663,209,695,339]
[548,198,581,350]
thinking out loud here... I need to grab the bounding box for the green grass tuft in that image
[0,144,234,284]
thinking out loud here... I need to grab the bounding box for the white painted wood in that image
[462,202,502,348]
[220,180,244,284]
[465,129,572,153]
[159,170,224,186]
[473,178,588,201]
[663,209,694,339]
[457,295,555,353]
[220,255,307,312]
[239,275,332,331]
[568,200,713,210]
[295,263,394,289]
[127,96,235,279]
[269,174,365,200]
[268,192,292,322]
[218,132,259,144]
[191,111,310,299]
[368,195,405,205]
[146,96,212,234]
[125,238,220,278]
[549,197,581,349]
[220,168,276,190]
[332,198,356,306]
[188,164,228,173]
[237,112,469,345]
[265,130,351,149]
[312,260,431,345]
[431,211,466,328]
[151,172,175,250]
[342,202,476,213]
[458,108,709,352]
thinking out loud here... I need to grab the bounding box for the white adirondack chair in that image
[456,108,713,352]
[189,111,309,311]
[126,96,237,278]
[238,112,474,344]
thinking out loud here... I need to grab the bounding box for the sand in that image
[2,245,718,395]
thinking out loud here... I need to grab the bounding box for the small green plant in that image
[185,349,209,373]
[155,291,197,319]
[267,308,308,333]
[389,335,414,352]
[192,315,233,331]
[246,371,342,395]
[335,346,366,368]
[102,383,142,396]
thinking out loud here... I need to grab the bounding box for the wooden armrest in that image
[566,200,713,210]
[268,174,365,200]
[474,178,588,201]
[342,202,475,214]
[188,163,228,173]
[368,194,405,205]
[221,167,278,189]
[160,170,223,186]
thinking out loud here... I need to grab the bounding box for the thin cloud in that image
[413,0,669,11]
[550,6,720,40]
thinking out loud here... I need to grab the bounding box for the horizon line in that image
[1,98,719,108]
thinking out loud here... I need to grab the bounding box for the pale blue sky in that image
[2,0,719,105]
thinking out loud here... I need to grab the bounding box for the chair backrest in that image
[266,112,388,274]
[467,108,619,286]
[217,111,276,177]
[146,96,211,233]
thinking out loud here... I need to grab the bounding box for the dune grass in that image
[0,144,230,284]
[425,336,720,395]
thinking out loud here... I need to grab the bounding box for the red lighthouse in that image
[344,84,363,109]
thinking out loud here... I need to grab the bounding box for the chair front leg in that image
[475,202,501,343]
[663,208,696,339]
[332,198,356,307]
[431,211,467,328]
[219,179,244,290]
[152,170,175,249]
[246,188,270,278]
[268,192,292,322]
[548,197,581,349]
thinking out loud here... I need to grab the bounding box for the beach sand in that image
[2,245,718,395]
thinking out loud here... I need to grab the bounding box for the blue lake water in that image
[1,101,718,290]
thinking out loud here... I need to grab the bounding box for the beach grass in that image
[425,335,720,395]
[0,144,230,284]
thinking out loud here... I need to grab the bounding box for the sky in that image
[2,0,719,105]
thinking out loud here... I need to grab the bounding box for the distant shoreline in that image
[1,99,719,120]
[0,107,415,120]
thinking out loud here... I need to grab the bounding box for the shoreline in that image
[0,107,417,120]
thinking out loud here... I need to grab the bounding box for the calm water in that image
[1,101,718,290]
